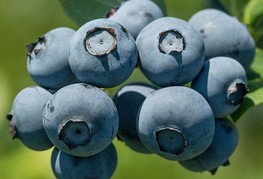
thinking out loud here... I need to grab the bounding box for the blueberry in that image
[189,8,256,70]
[179,118,239,174]
[112,82,156,153]
[136,17,205,87]
[27,27,77,90]
[137,86,215,161]
[108,0,164,39]
[42,83,119,157]
[191,56,248,118]
[51,143,117,179]
[68,18,138,88]
[6,86,53,151]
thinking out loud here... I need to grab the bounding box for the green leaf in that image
[218,0,249,20]
[58,0,117,26]
[231,49,263,121]
[58,0,166,27]
[243,0,263,49]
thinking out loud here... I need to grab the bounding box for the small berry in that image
[7,86,53,151]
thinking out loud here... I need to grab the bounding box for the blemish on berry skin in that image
[120,25,128,34]
[47,103,55,113]
[141,12,154,22]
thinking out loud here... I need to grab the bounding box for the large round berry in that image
[137,86,215,161]
[7,86,53,151]
[112,82,156,153]
[27,27,77,90]
[108,0,163,39]
[191,56,248,118]
[51,143,118,179]
[179,118,239,174]
[189,8,256,69]
[69,18,138,88]
[136,17,205,87]
[42,83,119,157]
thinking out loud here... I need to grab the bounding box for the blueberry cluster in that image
[7,0,256,178]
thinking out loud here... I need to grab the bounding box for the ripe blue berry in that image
[112,82,156,153]
[69,18,138,88]
[27,27,77,90]
[189,8,256,69]
[136,17,205,87]
[179,118,239,174]
[108,0,164,39]
[7,86,53,151]
[191,56,248,118]
[51,143,118,179]
[42,83,119,157]
[137,86,215,161]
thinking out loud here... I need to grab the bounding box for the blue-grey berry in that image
[189,8,256,70]
[112,82,156,153]
[108,0,164,39]
[69,18,138,88]
[137,86,215,161]
[42,83,119,157]
[27,27,77,90]
[51,143,118,179]
[7,86,53,151]
[136,17,205,87]
[191,56,248,118]
[179,118,239,174]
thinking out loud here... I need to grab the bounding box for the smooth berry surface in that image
[189,8,256,69]
[137,86,215,161]
[51,143,118,179]
[108,0,163,39]
[7,86,53,151]
[43,83,119,157]
[191,56,248,118]
[112,82,156,153]
[136,17,205,87]
[69,18,138,88]
[27,27,77,90]
[180,118,239,174]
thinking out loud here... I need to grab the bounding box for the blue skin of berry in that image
[7,86,53,151]
[137,86,215,161]
[108,0,164,39]
[136,17,205,87]
[189,8,256,70]
[27,27,77,90]
[179,118,239,174]
[69,18,138,88]
[51,143,117,179]
[42,83,119,157]
[112,82,156,154]
[191,56,248,118]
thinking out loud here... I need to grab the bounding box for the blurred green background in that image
[1,0,263,178]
